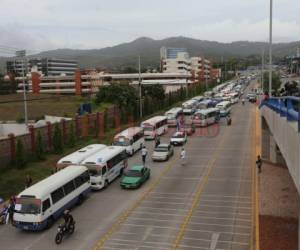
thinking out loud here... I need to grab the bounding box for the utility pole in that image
[16,50,28,126]
[268,0,273,96]
[138,56,142,118]
[261,49,265,93]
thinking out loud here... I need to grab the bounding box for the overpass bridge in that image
[259,97,300,193]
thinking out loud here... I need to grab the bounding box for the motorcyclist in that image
[242,98,245,105]
[62,210,74,231]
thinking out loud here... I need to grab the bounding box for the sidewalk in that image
[259,162,300,250]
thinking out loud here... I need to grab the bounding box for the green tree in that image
[263,72,281,93]
[143,85,165,102]
[16,139,26,168]
[36,131,45,160]
[53,124,63,154]
[68,123,76,147]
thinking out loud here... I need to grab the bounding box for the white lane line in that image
[193,210,251,217]
[142,200,192,206]
[138,205,189,212]
[206,178,251,183]
[111,238,172,246]
[162,177,202,180]
[23,233,46,250]
[197,204,252,209]
[142,227,153,241]
[178,244,209,250]
[200,194,251,199]
[210,233,220,250]
[188,221,251,229]
[150,191,194,196]
[122,223,251,236]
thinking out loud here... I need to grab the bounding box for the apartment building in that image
[6,58,78,77]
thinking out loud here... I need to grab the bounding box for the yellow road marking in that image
[92,158,177,250]
[171,130,228,250]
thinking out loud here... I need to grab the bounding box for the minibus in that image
[141,116,168,140]
[216,101,231,117]
[13,166,90,231]
[182,100,197,115]
[82,146,127,190]
[113,127,144,156]
[56,144,107,169]
[165,107,183,127]
[192,108,220,127]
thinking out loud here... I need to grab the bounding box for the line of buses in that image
[12,80,243,231]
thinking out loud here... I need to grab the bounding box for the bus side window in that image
[102,166,107,175]
[51,188,65,204]
[63,180,76,195]
[42,198,51,212]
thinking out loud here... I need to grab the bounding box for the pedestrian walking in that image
[154,136,160,148]
[25,174,33,188]
[180,148,186,166]
[226,115,232,126]
[7,197,15,224]
[141,146,148,166]
[256,155,262,173]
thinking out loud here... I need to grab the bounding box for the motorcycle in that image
[55,221,75,244]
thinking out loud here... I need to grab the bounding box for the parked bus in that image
[56,144,107,169]
[216,101,231,117]
[197,99,214,109]
[113,127,144,156]
[13,166,90,231]
[165,107,183,127]
[141,116,168,140]
[82,146,127,190]
[192,108,220,127]
[182,100,197,115]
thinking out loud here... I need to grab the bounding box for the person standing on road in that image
[141,146,148,166]
[154,136,160,148]
[256,155,262,173]
[180,148,186,166]
[25,174,32,188]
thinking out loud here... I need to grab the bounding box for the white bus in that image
[141,116,168,140]
[113,127,144,156]
[182,100,197,115]
[56,144,107,169]
[13,166,90,231]
[192,108,220,127]
[82,146,127,190]
[216,101,231,117]
[165,107,183,127]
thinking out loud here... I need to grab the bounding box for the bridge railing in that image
[260,96,300,132]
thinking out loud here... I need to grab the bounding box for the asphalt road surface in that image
[0,85,257,250]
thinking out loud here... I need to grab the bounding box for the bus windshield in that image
[15,197,41,214]
[143,126,154,132]
[113,137,130,146]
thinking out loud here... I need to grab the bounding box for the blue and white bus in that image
[13,166,90,231]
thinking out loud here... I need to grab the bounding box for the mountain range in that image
[1,36,300,73]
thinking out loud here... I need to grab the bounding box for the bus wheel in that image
[46,216,54,229]
[77,195,84,205]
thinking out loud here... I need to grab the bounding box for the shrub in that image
[68,123,76,147]
[36,131,45,160]
[16,139,26,168]
[53,123,63,154]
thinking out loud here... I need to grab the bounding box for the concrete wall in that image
[261,106,300,193]
[0,124,28,138]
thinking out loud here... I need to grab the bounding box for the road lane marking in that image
[92,157,178,250]
[209,233,220,250]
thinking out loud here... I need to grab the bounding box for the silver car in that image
[152,143,174,161]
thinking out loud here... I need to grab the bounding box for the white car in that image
[170,131,187,146]
[152,143,174,161]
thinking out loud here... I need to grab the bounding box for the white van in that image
[113,127,144,156]
[165,107,183,127]
[216,101,231,117]
[56,144,107,169]
[182,100,197,115]
[82,146,127,190]
[13,166,90,231]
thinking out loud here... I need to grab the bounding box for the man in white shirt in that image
[141,146,148,166]
[180,148,186,166]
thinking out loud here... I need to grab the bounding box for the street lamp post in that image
[138,56,142,118]
[269,0,273,96]
[16,50,28,126]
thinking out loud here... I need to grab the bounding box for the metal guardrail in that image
[259,96,300,132]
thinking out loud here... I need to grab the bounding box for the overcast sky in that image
[0,0,299,54]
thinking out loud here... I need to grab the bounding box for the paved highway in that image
[0,85,257,250]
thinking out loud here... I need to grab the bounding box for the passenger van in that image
[141,116,168,140]
[56,144,107,169]
[182,100,197,115]
[82,146,127,190]
[197,99,214,109]
[113,127,144,156]
[13,166,90,231]
[216,101,231,117]
[165,107,183,127]
[192,108,220,127]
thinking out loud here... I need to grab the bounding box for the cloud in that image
[0,0,299,53]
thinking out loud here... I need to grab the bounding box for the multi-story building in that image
[6,58,78,77]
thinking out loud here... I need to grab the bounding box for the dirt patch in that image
[260,215,298,250]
